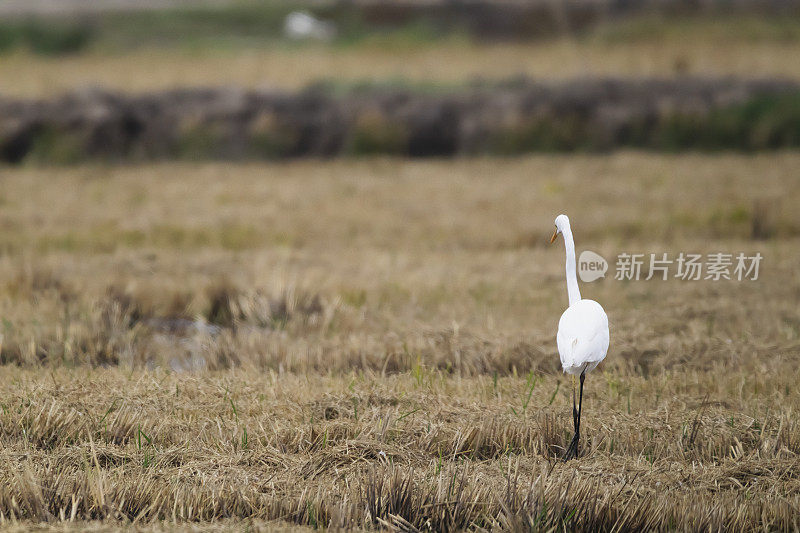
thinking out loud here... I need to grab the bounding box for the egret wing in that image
[557,299,609,373]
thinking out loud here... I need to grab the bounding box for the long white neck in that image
[561,222,582,306]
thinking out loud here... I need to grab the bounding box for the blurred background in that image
[0,0,798,366]
[3,0,800,162]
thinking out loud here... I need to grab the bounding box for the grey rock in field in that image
[144,317,221,337]
[144,318,220,373]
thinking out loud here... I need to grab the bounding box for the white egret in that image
[550,214,609,460]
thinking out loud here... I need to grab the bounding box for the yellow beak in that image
[550,228,559,243]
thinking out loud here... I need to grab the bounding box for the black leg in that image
[572,376,579,431]
[564,375,577,461]
[576,371,585,454]
[564,371,586,461]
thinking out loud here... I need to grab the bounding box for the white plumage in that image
[551,214,609,375]
[550,213,609,460]
[557,299,609,375]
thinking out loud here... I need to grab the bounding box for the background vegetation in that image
[2,7,800,97]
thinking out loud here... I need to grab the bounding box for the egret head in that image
[550,214,570,243]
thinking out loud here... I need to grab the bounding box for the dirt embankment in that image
[1,77,799,163]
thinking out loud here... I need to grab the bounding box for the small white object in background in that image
[284,11,336,41]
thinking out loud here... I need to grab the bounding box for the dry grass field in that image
[2,33,800,98]
[0,153,798,530]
